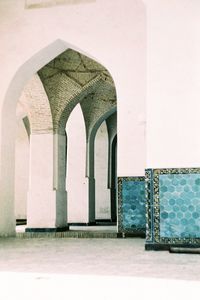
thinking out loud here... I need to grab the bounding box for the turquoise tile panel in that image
[121,179,145,231]
[159,174,200,238]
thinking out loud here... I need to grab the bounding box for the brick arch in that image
[81,80,116,140]
[86,106,117,182]
[86,107,117,223]
[1,39,118,236]
[19,74,53,134]
[38,48,116,135]
[88,107,117,149]
[58,75,114,134]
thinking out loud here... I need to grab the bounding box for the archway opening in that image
[65,102,117,234]
[94,116,117,228]
[66,104,88,224]
[2,40,117,236]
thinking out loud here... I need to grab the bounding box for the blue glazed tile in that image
[173,205,179,212]
[195,178,200,185]
[180,179,187,186]
[184,185,190,192]
[169,212,176,219]
[185,211,192,219]
[121,179,145,231]
[177,211,183,219]
[188,218,195,225]
[169,198,175,205]
[181,205,187,212]
[159,173,200,238]
[161,211,168,219]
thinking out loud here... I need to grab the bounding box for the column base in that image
[145,243,170,251]
[119,231,146,238]
[25,226,69,233]
[95,219,116,225]
[145,242,200,251]
[68,222,96,226]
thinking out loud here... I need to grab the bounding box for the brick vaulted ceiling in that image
[38,49,116,136]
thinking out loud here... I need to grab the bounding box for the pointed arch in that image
[0,39,117,235]
[0,40,84,235]
[86,107,117,223]
[66,104,88,223]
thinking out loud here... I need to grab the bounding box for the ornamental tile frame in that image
[118,176,146,237]
[145,168,200,250]
[145,169,153,243]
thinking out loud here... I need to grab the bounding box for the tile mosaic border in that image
[147,168,200,247]
[145,169,153,242]
[118,176,145,236]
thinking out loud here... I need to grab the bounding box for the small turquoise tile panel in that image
[121,179,145,231]
[159,174,200,238]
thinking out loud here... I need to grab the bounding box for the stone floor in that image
[0,236,200,299]
[16,225,118,233]
[16,225,118,238]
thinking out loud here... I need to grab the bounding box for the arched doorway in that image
[1,40,117,236]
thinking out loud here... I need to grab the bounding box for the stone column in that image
[0,111,16,236]
[54,133,68,228]
[110,135,117,222]
[106,113,117,222]
[87,137,96,224]
[66,104,89,224]
[95,121,111,221]
[26,133,68,232]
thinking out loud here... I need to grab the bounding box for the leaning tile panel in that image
[118,177,145,236]
[145,168,200,250]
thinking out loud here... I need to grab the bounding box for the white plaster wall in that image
[66,104,89,223]
[0,0,146,234]
[27,133,56,227]
[15,119,29,219]
[146,0,200,168]
[95,121,110,220]
[27,132,67,228]
[0,0,146,176]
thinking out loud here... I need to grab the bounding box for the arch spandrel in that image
[80,80,116,140]
[106,112,117,141]
[39,72,82,133]
[19,74,53,134]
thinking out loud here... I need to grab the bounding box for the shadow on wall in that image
[25,0,96,9]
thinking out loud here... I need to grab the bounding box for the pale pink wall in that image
[0,0,146,234]
[146,0,200,168]
[0,0,146,176]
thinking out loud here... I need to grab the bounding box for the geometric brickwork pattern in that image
[38,49,116,135]
[18,49,117,136]
[80,87,116,140]
[18,74,53,134]
[118,177,145,236]
[145,168,200,249]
